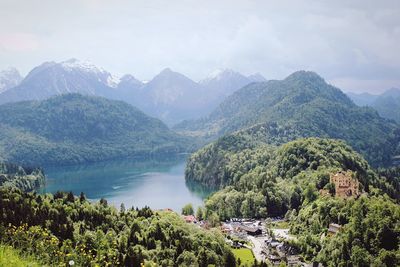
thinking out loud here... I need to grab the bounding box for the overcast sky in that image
[0,0,399,93]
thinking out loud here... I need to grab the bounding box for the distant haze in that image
[0,0,399,93]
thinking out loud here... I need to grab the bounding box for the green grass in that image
[0,245,41,267]
[271,220,290,229]
[232,248,255,266]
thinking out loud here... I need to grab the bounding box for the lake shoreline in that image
[39,157,212,212]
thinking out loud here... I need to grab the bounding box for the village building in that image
[287,255,300,267]
[239,225,262,236]
[328,223,342,235]
[268,255,283,266]
[330,170,360,198]
[182,215,197,223]
[199,220,210,229]
[221,223,234,234]
[265,238,282,248]
[225,239,242,248]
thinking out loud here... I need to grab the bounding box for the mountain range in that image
[0,59,265,125]
[2,61,399,167]
[182,73,400,267]
[347,88,400,123]
[0,59,119,104]
[118,68,207,124]
[1,63,399,267]
[176,71,400,166]
[0,94,190,166]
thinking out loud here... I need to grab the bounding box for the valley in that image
[2,2,400,266]
[0,62,399,267]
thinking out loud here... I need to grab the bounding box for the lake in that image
[40,156,212,211]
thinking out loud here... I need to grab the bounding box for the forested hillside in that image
[289,194,400,266]
[177,71,400,166]
[0,94,191,166]
[188,138,384,218]
[0,188,235,266]
[0,162,44,191]
[186,137,400,265]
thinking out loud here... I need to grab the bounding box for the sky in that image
[0,0,399,93]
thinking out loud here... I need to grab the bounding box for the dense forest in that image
[288,195,400,266]
[1,0,399,265]
[0,188,235,266]
[187,138,381,219]
[0,162,44,191]
[186,137,400,265]
[177,71,400,166]
[0,73,399,266]
[0,94,193,166]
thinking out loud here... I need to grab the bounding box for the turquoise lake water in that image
[41,156,211,211]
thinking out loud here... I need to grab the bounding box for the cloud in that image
[0,0,399,93]
[0,33,39,52]
[329,77,400,94]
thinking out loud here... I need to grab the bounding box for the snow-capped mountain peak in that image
[0,59,123,105]
[106,75,120,88]
[61,58,101,73]
[60,58,120,88]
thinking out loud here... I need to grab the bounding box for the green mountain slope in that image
[0,94,190,166]
[291,194,400,266]
[188,138,370,216]
[177,71,400,166]
[187,137,400,217]
[186,137,400,265]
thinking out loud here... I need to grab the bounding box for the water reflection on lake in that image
[40,156,213,211]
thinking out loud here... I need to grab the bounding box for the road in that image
[248,236,268,262]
